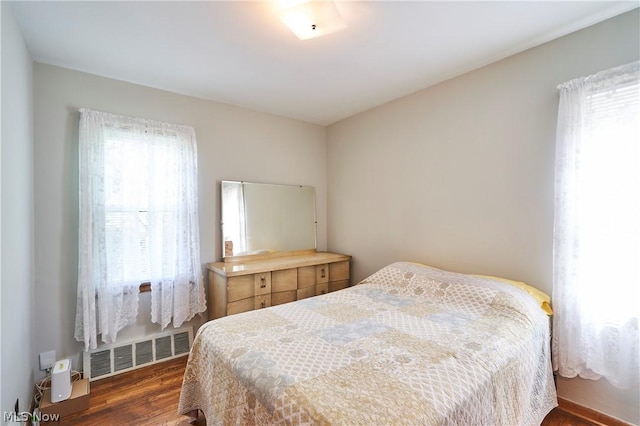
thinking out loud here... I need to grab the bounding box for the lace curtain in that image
[75,109,206,351]
[221,182,247,256]
[552,61,640,389]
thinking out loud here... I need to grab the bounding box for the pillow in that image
[405,262,553,316]
[473,274,553,316]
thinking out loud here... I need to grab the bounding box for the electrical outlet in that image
[39,350,56,370]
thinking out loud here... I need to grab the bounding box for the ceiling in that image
[11,1,638,125]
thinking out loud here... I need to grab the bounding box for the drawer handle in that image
[260,300,266,309]
[260,276,267,288]
[321,268,326,278]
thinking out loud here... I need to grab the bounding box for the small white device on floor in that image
[50,359,72,403]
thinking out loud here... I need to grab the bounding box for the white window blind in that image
[103,127,183,285]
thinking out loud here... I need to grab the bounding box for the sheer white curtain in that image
[75,109,206,351]
[552,61,640,389]
[221,182,247,256]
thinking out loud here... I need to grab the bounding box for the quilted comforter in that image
[178,262,557,425]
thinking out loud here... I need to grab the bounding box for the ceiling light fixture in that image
[277,0,347,40]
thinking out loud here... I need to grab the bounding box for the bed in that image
[178,261,557,425]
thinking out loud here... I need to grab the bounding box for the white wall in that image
[326,9,639,425]
[32,63,327,378]
[1,1,35,417]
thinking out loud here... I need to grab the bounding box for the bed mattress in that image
[178,261,557,425]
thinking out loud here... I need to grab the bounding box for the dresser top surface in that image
[207,252,350,277]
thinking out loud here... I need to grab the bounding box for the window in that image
[75,109,206,351]
[552,61,639,389]
[103,127,183,285]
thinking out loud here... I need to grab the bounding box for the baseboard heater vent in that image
[83,327,193,381]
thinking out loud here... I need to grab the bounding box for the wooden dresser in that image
[206,251,351,319]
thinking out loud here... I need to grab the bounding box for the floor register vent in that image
[83,327,193,381]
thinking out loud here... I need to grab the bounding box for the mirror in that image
[221,181,317,259]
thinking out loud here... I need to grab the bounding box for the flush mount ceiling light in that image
[277,0,347,40]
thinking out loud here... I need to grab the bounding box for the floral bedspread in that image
[178,262,557,425]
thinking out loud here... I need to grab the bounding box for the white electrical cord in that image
[33,369,82,408]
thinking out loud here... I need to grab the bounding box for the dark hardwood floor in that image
[542,409,600,426]
[59,356,200,426]
[54,356,597,425]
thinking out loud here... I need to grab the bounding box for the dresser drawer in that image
[254,294,271,310]
[297,286,316,300]
[315,282,328,296]
[272,290,296,306]
[227,275,256,303]
[254,272,272,295]
[298,266,316,289]
[227,297,255,316]
[272,268,297,292]
[329,261,350,281]
[329,279,349,292]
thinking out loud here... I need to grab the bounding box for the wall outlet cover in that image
[40,350,56,370]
